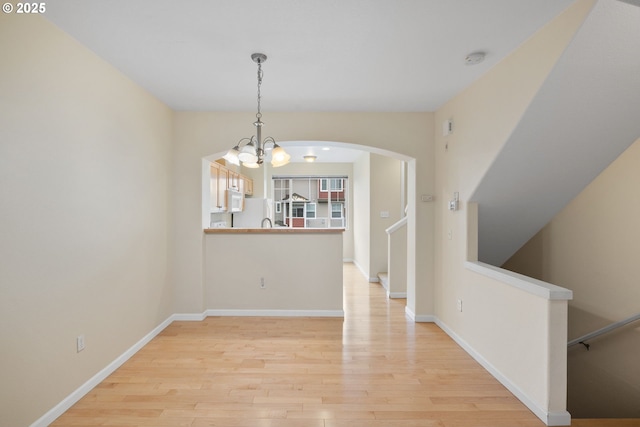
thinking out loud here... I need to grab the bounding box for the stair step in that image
[377,272,388,288]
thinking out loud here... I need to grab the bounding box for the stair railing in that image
[568,312,640,350]
[385,216,408,298]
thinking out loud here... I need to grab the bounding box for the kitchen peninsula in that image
[203,228,344,317]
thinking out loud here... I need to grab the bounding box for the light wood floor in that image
[52,263,636,427]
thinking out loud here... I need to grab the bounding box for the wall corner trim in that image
[547,411,572,426]
[388,292,407,299]
[404,306,436,323]
[434,317,570,426]
[173,312,207,321]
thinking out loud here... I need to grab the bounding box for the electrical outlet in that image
[77,334,85,352]
[456,299,463,312]
[260,277,266,289]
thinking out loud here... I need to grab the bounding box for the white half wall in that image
[203,232,344,313]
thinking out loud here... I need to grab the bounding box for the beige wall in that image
[0,14,174,427]
[503,137,640,417]
[433,1,594,422]
[369,154,403,279]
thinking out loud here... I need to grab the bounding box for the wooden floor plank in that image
[51,263,606,426]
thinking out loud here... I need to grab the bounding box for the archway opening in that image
[202,140,418,316]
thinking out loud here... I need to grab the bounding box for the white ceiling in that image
[44,0,574,112]
[277,142,364,163]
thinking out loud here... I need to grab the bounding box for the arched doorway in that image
[201,140,418,318]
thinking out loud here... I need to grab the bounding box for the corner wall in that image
[0,14,174,427]
[353,152,371,274]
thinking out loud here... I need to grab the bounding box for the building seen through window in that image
[272,176,347,228]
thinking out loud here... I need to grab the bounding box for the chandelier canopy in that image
[223,53,290,168]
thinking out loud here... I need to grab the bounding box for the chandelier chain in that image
[256,61,263,120]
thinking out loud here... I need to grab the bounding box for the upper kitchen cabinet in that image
[228,171,240,192]
[210,163,228,212]
[210,161,254,212]
[242,176,253,196]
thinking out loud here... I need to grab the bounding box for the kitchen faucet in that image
[261,217,272,228]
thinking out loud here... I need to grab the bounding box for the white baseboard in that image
[404,306,436,322]
[547,411,571,426]
[388,292,407,299]
[405,305,415,320]
[30,314,176,427]
[172,312,207,321]
[352,259,369,280]
[434,318,570,426]
[206,309,344,317]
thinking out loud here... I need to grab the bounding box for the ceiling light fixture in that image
[304,155,317,162]
[223,53,290,168]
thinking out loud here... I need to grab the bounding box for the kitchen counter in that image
[204,227,344,234]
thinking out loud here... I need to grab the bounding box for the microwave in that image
[227,189,244,212]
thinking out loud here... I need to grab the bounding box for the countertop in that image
[204,228,344,234]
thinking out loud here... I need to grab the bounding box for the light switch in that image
[380,211,390,218]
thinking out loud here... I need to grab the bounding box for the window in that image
[320,178,343,192]
[331,203,343,218]
[306,203,316,219]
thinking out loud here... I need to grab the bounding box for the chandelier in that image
[223,53,290,168]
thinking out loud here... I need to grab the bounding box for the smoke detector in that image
[465,51,486,65]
